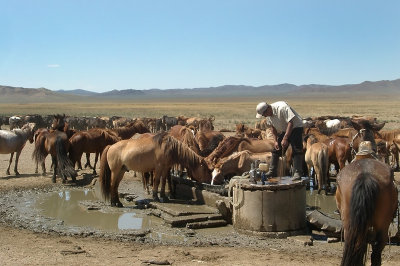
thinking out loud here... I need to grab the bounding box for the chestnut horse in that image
[304,134,329,194]
[99,132,213,206]
[335,119,397,266]
[0,123,35,175]
[211,150,271,185]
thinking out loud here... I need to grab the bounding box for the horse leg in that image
[167,169,175,199]
[92,152,99,175]
[13,150,22,175]
[51,156,57,183]
[110,170,124,207]
[152,170,162,202]
[41,161,46,176]
[371,231,385,266]
[35,161,39,174]
[159,169,170,203]
[142,172,149,194]
[84,153,92,169]
[6,152,15,175]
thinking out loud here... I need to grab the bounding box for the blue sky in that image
[0,0,399,93]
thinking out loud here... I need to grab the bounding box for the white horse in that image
[0,123,35,175]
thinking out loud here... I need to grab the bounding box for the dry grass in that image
[0,97,399,130]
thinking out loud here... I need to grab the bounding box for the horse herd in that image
[1,113,399,265]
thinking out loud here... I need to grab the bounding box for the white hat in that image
[256,102,269,118]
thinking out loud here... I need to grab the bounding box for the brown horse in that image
[111,120,150,140]
[195,129,225,156]
[206,136,251,164]
[211,150,271,184]
[304,135,329,194]
[237,138,274,153]
[0,123,35,175]
[335,119,397,266]
[99,132,213,206]
[335,159,397,266]
[69,128,121,174]
[33,115,76,183]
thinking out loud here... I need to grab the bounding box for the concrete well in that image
[231,176,306,238]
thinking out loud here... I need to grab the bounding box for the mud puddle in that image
[35,189,159,232]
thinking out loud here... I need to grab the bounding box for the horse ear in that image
[238,151,249,169]
[372,122,385,132]
[351,120,361,131]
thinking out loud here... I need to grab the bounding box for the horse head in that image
[22,122,36,144]
[52,114,66,131]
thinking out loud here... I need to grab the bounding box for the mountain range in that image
[1,79,399,103]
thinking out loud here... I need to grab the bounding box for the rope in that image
[228,176,246,208]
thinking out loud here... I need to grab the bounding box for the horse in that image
[99,132,213,206]
[0,123,35,175]
[375,129,400,170]
[237,138,274,153]
[211,150,271,185]
[206,136,251,164]
[195,129,225,155]
[323,136,352,171]
[304,135,329,194]
[69,128,121,174]
[335,159,398,266]
[335,119,397,266]
[111,120,150,139]
[33,115,77,183]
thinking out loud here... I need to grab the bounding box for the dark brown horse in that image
[99,132,213,206]
[111,120,150,140]
[33,115,76,183]
[335,119,397,266]
[69,128,121,174]
[335,159,397,266]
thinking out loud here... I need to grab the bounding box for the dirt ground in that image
[1,141,400,265]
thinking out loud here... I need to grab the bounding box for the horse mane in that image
[214,151,244,168]
[103,129,121,143]
[179,126,201,154]
[207,136,250,163]
[155,133,204,170]
[200,134,225,156]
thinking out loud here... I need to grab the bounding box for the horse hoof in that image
[52,178,56,183]
[111,201,124,208]
[6,171,10,175]
[15,172,20,176]
[160,197,170,203]
[152,196,160,202]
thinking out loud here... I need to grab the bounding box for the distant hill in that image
[56,89,99,96]
[1,79,399,103]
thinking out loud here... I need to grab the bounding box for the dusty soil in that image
[1,141,400,265]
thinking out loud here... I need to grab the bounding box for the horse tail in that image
[55,136,77,179]
[318,147,329,190]
[341,173,379,266]
[99,145,112,201]
[32,134,47,164]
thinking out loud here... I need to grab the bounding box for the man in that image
[255,101,304,181]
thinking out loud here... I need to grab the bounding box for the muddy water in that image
[306,189,339,219]
[35,189,162,232]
